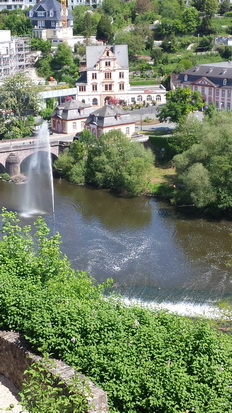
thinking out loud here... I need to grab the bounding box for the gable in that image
[192,77,216,87]
[36,5,46,11]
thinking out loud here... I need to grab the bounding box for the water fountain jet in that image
[20,122,55,219]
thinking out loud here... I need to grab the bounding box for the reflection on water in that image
[0,179,232,316]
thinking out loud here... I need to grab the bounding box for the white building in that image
[67,0,102,9]
[0,30,31,81]
[0,0,36,11]
[76,45,166,107]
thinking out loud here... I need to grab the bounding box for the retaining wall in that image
[0,331,108,413]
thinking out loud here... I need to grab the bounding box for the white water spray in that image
[21,122,55,218]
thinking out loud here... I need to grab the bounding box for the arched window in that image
[223,78,227,86]
[92,98,98,106]
[156,95,161,101]
[29,10,33,17]
[137,95,142,102]
[184,74,188,81]
[147,95,152,101]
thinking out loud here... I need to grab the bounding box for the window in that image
[208,88,212,96]
[119,72,124,79]
[105,72,111,79]
[227,101,230,109]
[53,30,56,36]
[147,95,152,101]
[50,10,54,17]
[194,86,198,91]
[37,11,45,16]
[222,89,225,97]
[228,90,231,98]
[216,89,219,96]
[82,99,85,103]
[126,127,129,135]
[184,74,188,81]
[156,95,161,101]
[131,97,135,103]
[223,78,227,86]
[137,95,142,102]
[81,121,85,128]
[51,21,55,27]
[92,98,98,105]
[201,87,205,94]
[79,86,86,92]
[92,84,97,91]
[106,50,109,56]
[216,101,219,108]
[41,21,45,27]
[104,84,112,91]
[29,9,33,17]
[73,122,77,130]
[105,61,110,67]
[92,73,97,79]
[119,83,124,90]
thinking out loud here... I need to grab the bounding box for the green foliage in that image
[168,116,202,154]
[157,87,204,124]
[30,38,52,53]
[96,15,114,42]
[55,130,155,196]
[173,111,232,212]
[0,9,32,36]
[0,73,41,133]
[0,209,232,413]
[20,358,89,413]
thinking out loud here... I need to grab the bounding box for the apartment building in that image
[0,30,31,81]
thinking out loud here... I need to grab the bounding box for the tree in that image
[157,87,204,124]
[55,130,155,196]
[96,15,114,42]
[173,111,232,212]
[0,9,32,36]
[50,43,78,84]
[30,38,51,53]
[0,73,41,138]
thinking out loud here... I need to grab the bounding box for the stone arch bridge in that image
[0,139,69,176]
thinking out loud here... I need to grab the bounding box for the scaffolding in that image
[61,0,67,28]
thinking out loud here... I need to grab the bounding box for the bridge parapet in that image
[0,140,62,176]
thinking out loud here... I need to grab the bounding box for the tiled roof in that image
[86,105,134,128]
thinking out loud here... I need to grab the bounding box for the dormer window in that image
[29,9,33,17]
[184,74,188,82]
[37,11,45,17]
[223,78,227,86]
[50,10,54,17]
[106,50,109,56]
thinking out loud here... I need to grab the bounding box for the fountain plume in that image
[20,122,55,218]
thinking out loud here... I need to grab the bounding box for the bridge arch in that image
[20,151,58,175]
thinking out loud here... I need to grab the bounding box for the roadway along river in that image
[0,178,232,317]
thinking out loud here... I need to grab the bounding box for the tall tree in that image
[157,87,204,124]
[0,73,41,139]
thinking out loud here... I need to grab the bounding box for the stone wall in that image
[0,331,108,413]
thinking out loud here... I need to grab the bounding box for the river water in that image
[0,179,232,317]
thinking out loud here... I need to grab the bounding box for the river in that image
[0,179,231,317]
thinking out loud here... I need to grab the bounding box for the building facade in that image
[76,45,166,108]
[0,30,31,81]
[85,105,135,138]
[173,62,232,110]
[28,0,73,45]
[51,99,92,134]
